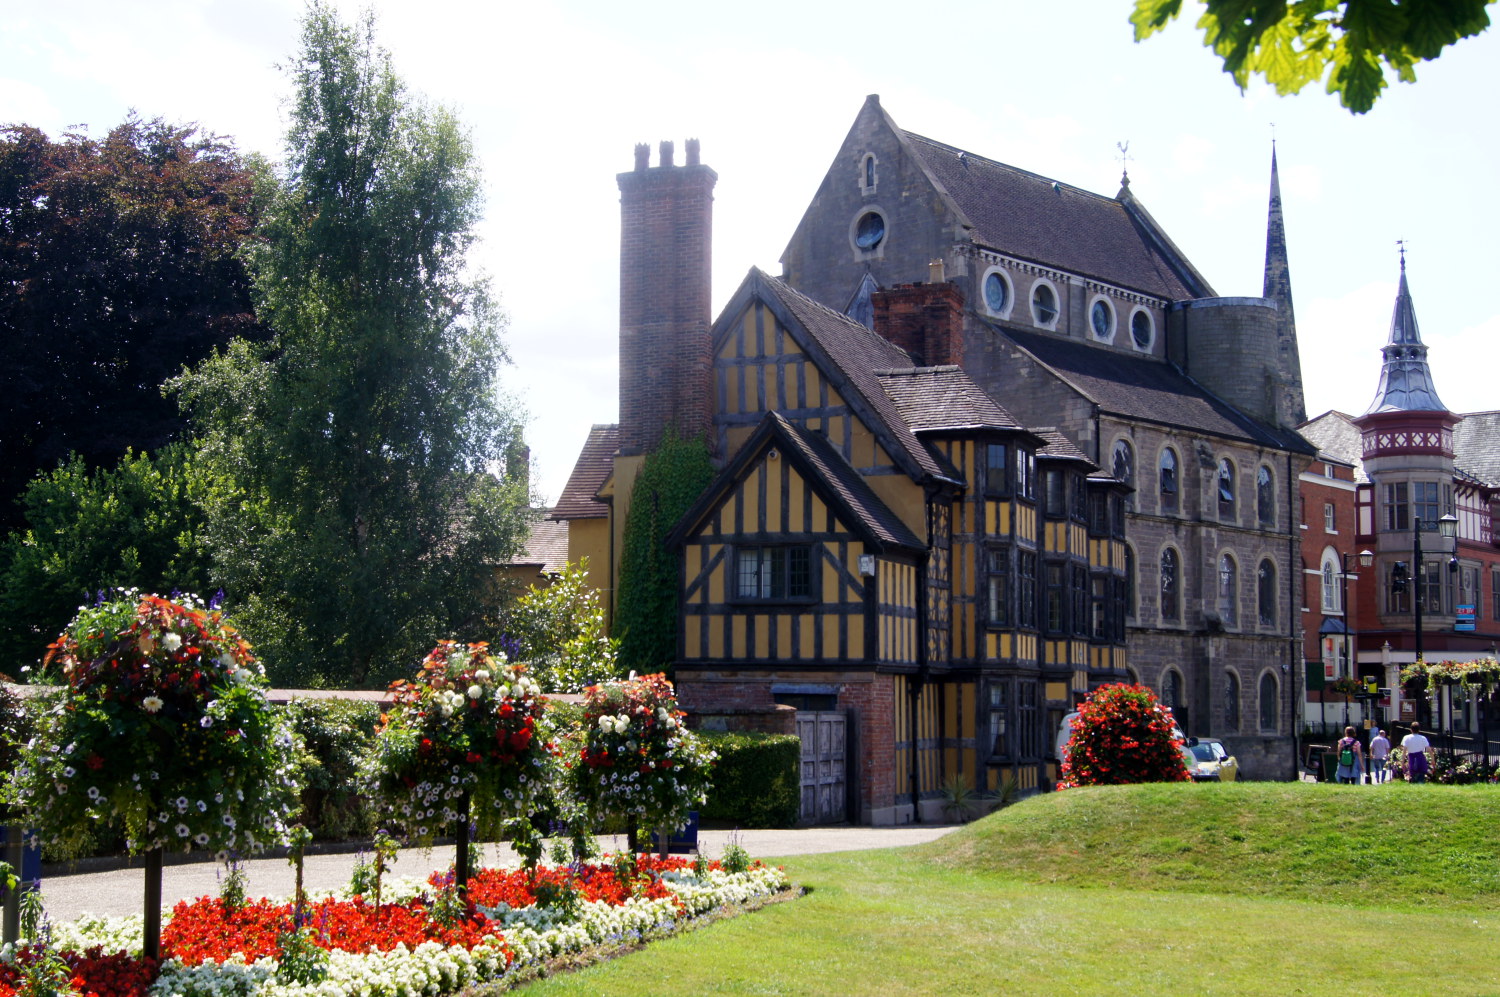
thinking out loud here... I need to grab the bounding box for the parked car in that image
[1182,738,1238,782]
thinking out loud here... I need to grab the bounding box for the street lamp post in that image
[1341,549,1374,732]
[1402,513,1458,742]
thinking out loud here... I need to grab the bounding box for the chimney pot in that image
[634,143,650,171]
[660,140,674,167]
[928,259,945,283]
[686,138,700,166]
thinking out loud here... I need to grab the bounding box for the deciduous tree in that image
[175,3,531,687]
[1132,0,1492,113]
[0,117,261,533]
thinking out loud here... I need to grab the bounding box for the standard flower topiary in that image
[1058,683,1189,788]
[367,641,554,844]
[8,591,300,857]
[568,673,715,848]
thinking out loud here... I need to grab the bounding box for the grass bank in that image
[514,783,1500,996]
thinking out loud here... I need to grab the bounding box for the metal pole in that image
[1414,518,1426,728]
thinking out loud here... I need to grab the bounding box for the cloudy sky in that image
[6,1,1497,503]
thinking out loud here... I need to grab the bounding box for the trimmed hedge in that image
[695,730,801,828]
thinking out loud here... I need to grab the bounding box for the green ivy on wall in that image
[616,431,714,676]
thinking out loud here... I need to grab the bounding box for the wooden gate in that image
[796,711,847,824]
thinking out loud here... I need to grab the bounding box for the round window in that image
[855,212,885,250]
[984,272,1009,313]
[1032,284,1058,326]
[1090,300,1113,339]
[1131,310,1153,348]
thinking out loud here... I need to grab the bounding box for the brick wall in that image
[871,281,965,367]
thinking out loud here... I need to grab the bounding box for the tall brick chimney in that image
[871,274,965,368]
[616,139,717,455]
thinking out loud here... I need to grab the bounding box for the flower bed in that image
[10,856,791,997]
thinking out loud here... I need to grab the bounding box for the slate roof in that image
[903,132,1207,301]
[1000,325,1316,454]
[876,365,1029,435]
[1035,430,1095,467]
[511,516,569,575]
[549,424,618,520]
[667,411,923,553]
[746,270,964,486]
[1299,411,1367,482]
[1454,411,1500,487]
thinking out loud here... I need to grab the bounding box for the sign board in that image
[1456,604,1476,632]
[1399,699,1416,720]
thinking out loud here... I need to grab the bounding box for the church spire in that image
[1262,143,1305,426]
[1364,253,1448,413]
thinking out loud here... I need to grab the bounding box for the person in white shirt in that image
[1368,728,1391,783]
[1400,722,1432,783]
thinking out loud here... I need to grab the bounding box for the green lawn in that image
[513,783,1500,996]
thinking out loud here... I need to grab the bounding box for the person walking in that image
[1368,727,1391,784]
[1335,726,1364,785]
[1401,722,1433,783]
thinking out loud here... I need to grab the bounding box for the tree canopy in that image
[0,117,262,534]
[1132,0,1493,113]
[174,2,532,687]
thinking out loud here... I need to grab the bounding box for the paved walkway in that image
[38,825,959,922]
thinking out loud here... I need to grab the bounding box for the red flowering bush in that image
[1058,683,1189,788]
[161,896,505,966]
[567,674,715,839]
[367,641,555,841]
[456,855,696,911]
[0,946,155,997]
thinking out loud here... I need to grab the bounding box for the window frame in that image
[733,544,817,604]
[1158,446,1179,514]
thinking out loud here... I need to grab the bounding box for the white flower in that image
[474,669,490,681]
[161,633,182,653]
[62,766,75,778]
[175,823,190,838]
[218,653,235,669]
[200,716,214,728]
[141,695,164,713]
[467,685,483,700]
[193,833,209,846]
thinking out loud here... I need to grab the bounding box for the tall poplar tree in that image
[177,2,531,686]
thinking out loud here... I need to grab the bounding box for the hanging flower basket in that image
[368,641,554,843]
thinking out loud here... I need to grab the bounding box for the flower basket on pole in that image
[7,592,301,962]
[568,674,715,856]
[368,642,553,895]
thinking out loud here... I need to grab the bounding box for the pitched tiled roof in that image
[668,412,923,553]
[550,424,618,520]
[510,516,569,574]
[748,270,963,486]
[1455,411,1500,487]
[1000,325,1316,454]
[1035,430,1094,467]
[1299,411,1367,482]
[877,365,1028,434]
[774,416,924,551]
[903,132,1207,300]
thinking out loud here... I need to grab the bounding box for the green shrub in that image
[695,730,800,828]
[284,698,381,840]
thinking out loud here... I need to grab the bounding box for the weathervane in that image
[1397,238,1408,271]
[1116,141,1132,187]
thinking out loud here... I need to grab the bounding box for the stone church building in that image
[555,97,1316,820]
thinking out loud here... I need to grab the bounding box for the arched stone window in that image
[1258,558,1277,627]
[1224,671,1241,731]
[1113,439,1134,508]
[1159,447,1179,514]
[1257,465,1275,527]
[1218,553,1239,627]
[1160,547,1180,622]
[1259,672,1279,732]
[1162,669,1186,733]
[1217,458,1237,523]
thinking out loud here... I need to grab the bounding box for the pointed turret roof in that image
[1364,257,1448,414]
[1262,144,1305,426]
